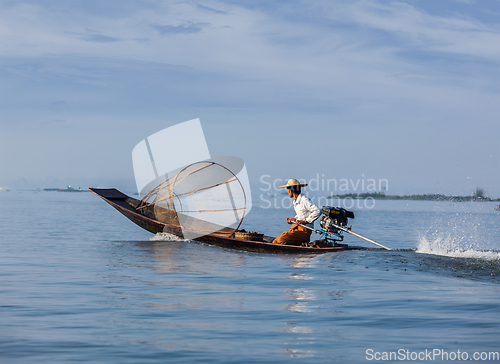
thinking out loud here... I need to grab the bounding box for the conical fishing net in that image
[136,160,247,239]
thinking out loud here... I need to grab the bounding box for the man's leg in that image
[273,225,311,246]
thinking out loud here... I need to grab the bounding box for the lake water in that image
[1,191,499,363]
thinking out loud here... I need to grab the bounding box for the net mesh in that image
[136,161,246,238]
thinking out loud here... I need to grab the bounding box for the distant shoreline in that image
[328,192,500,202]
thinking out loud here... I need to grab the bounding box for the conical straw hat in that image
[279,179,308,188]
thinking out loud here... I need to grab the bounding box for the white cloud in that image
[0,0,498,114]
[2,1,499,78]
[340,1,500,59]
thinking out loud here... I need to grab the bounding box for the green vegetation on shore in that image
[328,191,500,202]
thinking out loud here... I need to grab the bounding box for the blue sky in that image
[1,0,499,197]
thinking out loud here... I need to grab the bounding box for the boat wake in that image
[150,232,190,242]
[416,235,500,260]
[415,210,500,261]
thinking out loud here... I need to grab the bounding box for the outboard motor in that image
[319,206,355,235]
[308,206,391,250]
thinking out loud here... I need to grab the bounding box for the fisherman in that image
[273,179,320,246]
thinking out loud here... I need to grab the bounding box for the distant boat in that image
[495,205,500,211]
[43,186,87,192]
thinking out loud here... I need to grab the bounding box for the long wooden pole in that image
[332,223,391,250]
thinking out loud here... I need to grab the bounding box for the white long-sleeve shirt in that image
[293,194,320,228]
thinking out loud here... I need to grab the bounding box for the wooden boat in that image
[89,188,349,253]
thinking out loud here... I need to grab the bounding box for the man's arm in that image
[305,199,320,223]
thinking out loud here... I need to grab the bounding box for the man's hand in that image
[286,218,307,225]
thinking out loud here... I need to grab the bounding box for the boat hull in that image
[89,188,348,254]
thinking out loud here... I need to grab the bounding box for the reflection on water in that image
[99,235,500,363]
[102,241,357,360]
[279,255,352,359]
[286,256,318,269]
[284,289,316,313]
[147,240,248,273]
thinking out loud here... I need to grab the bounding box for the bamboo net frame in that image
[135,161,247,236]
